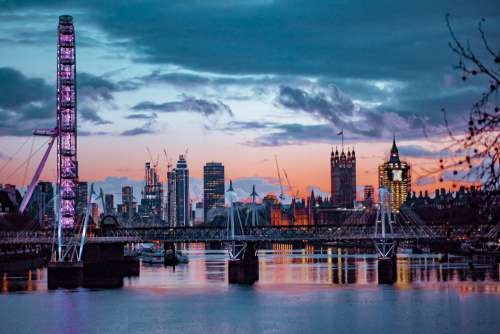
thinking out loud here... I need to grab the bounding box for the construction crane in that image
[282,168,299,199]
[274,155,285,201]
[146,147,154,163]
[97,187,106,215]
[163,148,173,172]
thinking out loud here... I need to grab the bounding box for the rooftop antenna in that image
[163,148,172,172]
[337,128,344,152]
[146,147,154,163]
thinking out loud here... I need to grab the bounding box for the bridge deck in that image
[0,224,440,245]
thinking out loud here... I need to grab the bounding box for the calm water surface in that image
[1,244,499,334]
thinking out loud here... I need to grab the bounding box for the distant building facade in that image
[166,169,176,226]
[75,181,88,221]
[330,148,356,208]
[378,137,411,213]
[139,162,163,224]
[105,193,114,215]
[28,181,55,227]
[203,162,225,223]
[120,186,135,223]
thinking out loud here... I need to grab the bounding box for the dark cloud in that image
[275,85,424,140]
[132,96,233,117]
[80,106,112,125]
[1,1,499,140]
[0,67,52,110]
[124,113,157,120]
[78,72,138,101]
[120,114,157,136]
[0,68,131,135]
[0,67,54,135]
[224,121,339,147]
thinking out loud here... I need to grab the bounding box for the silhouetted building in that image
[174,155,189,226]
[0,185,22,216]
[75,181,88,220]
[105,194,114,215]
[203,162,225,223]
[331,147,356,208]
[166,169,176,226]
[363,185,374,206]
[28,181,55,227]
[194,202,204,225]
[120,186,134,223]
[378,137,411,212]
[91,202,99,224]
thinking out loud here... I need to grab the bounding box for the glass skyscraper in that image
[203,162,225,223]
[175,155,190,226]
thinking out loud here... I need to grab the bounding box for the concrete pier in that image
[228,243,259,284]
[377,256,397,284]
[47,243,140,289]
[47,261,83,289]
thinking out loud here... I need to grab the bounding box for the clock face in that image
[392,169,402,181]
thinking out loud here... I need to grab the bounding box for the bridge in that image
[0,217,440,246]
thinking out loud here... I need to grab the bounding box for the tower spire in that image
[389,135,400,163]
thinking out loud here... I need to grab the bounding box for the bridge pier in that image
[47,261,83,289]
[47,242,139,289]
[375,240,398,284]
[377,256,397,284]
[228,242,259,284]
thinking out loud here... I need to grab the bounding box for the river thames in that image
[1,245,499,334]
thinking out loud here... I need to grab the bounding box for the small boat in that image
[164,249,189,265]
[175,251,189,264]
[141,246,164,264]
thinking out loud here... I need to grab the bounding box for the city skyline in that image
[0,1,494,198]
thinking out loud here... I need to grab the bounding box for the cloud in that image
[1,2,499,141]
[275,85,421,139]
[0,68,136,136]
[0,150,11,161]
[120,114,158,136]
[228,122,340,147]
[124,113,157,120]
[78,72,138,101]
[398,145,452,158]
[0,67,54,135]
[132,95,233,117]
[80,106,112,125]
[415,176,436,186]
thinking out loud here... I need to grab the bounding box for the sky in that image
[0,0,498,202]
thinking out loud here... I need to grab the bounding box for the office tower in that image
[364,185,374,202]
[203,162,225,223]
[121,186,134,223]
[28,181,55,227]
[91,202,99,224]
[166,169,176,226]
[175,155,189,226]
[75,181,88,220]
[330,147,356,208]
[378,137,411,213]
[105,193,114,215]
[140,162,163,223]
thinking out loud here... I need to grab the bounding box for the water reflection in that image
[1,243,499,294]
